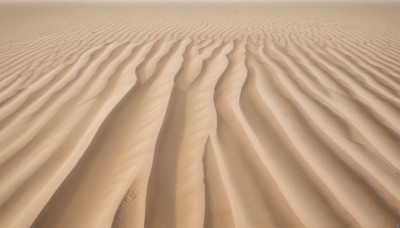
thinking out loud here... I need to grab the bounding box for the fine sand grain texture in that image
[0,2,399,228]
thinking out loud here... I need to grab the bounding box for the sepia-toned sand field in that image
[0,2,399,228]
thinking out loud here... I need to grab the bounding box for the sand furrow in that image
[258,42,400,213]
[257,44,398,227]
[275,43,400,205]
[299,44,400,170]
[246,47,358,227]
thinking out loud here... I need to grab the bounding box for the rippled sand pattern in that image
[0,3,399,228]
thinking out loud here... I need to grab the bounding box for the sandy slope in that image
[0,3,399,228]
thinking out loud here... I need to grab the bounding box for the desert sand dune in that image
[0,3,399,228]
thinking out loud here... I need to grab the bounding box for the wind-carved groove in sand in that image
[299,44,400,172]
[30,41,155,228]
[0,20,117,82]
[32,39,190,228]
[294,41,400,175]
[325,48,400,132]
[0,45,105,165]
[212,41,288,228]
[336,45,400,92]
[243,43,351,228]
[145,40,232,228]
[0,44,105,123]
[0,43,144,228]
[271,42,400,214]
[267,42,400,209]
[257,44,399,228]
[0,45,115,163]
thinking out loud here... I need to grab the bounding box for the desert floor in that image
[0,2,399,228]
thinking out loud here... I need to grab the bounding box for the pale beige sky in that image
[1,0,399,3]
[1,0,399,2]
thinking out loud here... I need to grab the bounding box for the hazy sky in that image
[0,0,400,2]
[2,0,399,2]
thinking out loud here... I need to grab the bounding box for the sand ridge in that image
[0,3,399,228]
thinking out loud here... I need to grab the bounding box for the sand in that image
[0,2,399,228]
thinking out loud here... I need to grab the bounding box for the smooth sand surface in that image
[0,3,399,228]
